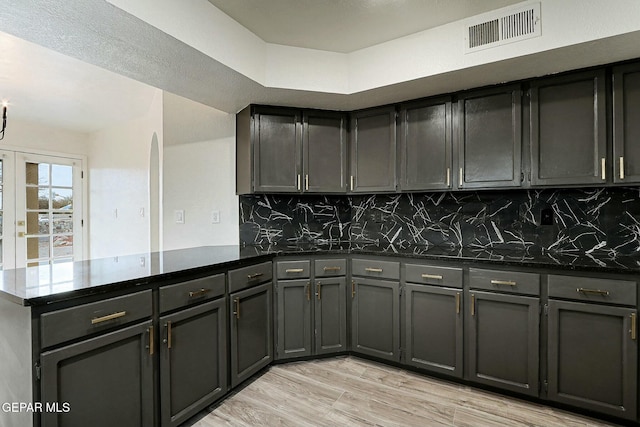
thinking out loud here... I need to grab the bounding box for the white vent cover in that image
[464,2,541,53]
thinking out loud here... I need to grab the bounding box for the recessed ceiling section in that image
[207,0,525,53]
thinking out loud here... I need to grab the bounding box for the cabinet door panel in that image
[467,291,539,396]
[160,299,227,427]
[405,284,462,377]
[614,62,640,183]
[40,321,154,427]
[400,98,452,190]
[351,278,400,362]
[548,300,637,420]
[253,108,301,192]
[304,111,347,193]
[230,283,273,388]
[315,277,347,355]
[350,108,396,192]
[458,86,522,188]
[276,279,312,359]
[531,70,606,186]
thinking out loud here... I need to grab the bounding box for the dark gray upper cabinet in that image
[399,98,453,191]
[303,110,348,193]
[276,279,312,359]
[613,62,640,184]
[458,85,522,189]
[350,107,397,193]
[530,70,607,186]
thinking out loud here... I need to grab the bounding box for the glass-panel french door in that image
[0,151,83,269]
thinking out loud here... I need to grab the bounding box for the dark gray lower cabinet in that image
[160,299,227,427]
[404,284,463,377]
[315,276,347,355]
[467,291,539,396]
[276,279,312,359]
[40,321,154,427]
[547,300,637,420]
[351,278,400,362]
[230,282,273,388]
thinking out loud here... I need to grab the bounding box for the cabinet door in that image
[351,278,400,362]
[276,279,312,360]
[613,62,640,184]
[399,98,452,190]
[315,277,347,355]
[530,70,607,186]
[230,282,273,388]
[467,291,539,396]
[350,107,397,193]
[303,110,347,193]
[160,299,227,427]
[458,86,522,188]
[40,321,154,427]
[548,300,637,420]
[253,107,301,193]
[404,284,463,378]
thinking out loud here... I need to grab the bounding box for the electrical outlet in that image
[139,207,145,217]
[175,210,185,224]
[211,210,220,224]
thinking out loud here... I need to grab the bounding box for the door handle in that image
[631,313,637,341]
[456,292,461,315]
[351,280,356,298]
[471,294,475,316]
[317,282,322,300]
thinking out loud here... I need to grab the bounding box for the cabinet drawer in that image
[276,260,310,279]
[469,268,540,296]
[315,259,347,277]
[41,290,152,348]
[352,258,399,280]
[404,264,463,288]
[228,261,273,293]
[548,275,636,306]
[159,273,226,313]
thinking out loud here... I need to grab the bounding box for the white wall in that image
[87,89,163,258]
[162,93,238,249]
[0,118,90,155]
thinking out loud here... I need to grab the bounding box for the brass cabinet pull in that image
[577,287,610,296]
[91,311,126,325]
[455,292,461,315]
[620,157,625,180]
[631,313,637,341]
[148,326,154,355]
[317,282,322,300]
[306,283,310,301]
[285,268,304,273]
[167,321,172,349]
[305,174,309,191]
[365,267,383,273]
[601,158,606,180]
[188,288,211,298]
[491,280,517,286]
[247,272,264,280]
[422,273,443,280]
[446,168,451,187]
[235,298,241,319]
[351,280,356,298]
[350,175,354,191]
[297,174,301,190]
[323,266,341,272]
[471,294,475,316]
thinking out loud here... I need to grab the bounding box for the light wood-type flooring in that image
[185,356,622,427]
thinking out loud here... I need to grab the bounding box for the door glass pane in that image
[26,212,49,235]
[26,163,50,185]
[53,213,72,233]
[52,188,73,209]
[52,164,73,187]
[53,235,73,258]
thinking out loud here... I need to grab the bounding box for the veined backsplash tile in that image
[239,187,640,257]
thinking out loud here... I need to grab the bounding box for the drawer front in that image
[159,273,226,313]
[548,275,637,306]
[352,258,400,280]
[469,268,540,296]
[228,261,273,293]
[276,260,311,279]
[404,264,463,288]
[315,259,347,277]
[41,289,152,348]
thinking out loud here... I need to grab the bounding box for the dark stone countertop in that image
[2,243,640,307]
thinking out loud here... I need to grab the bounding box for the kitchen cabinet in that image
[350,107,397,193]
[229,262,273,388]
[236,106,347,194]
[403,264,463,377]
[399,97,453,191]
[547,274,637,420]
[276,278,312,359]
[613,62,640,184]
[530,70,607,186]
[351,258,400,362]
[158,274,227,427]
[466,269,540,396]
[314,259,348,355]
[457,85,522,189]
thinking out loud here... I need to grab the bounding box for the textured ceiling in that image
[207,0,523,52]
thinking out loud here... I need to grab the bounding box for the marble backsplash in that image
[239,188,640,256]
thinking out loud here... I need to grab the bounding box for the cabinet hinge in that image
[35,362,41,381]
[543,380,548,392]
[81,171,84,179]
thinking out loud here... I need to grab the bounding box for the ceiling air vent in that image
[465,2,541,53]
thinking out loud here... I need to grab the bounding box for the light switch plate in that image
[211,210,220,224]
[175,210,184,224]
